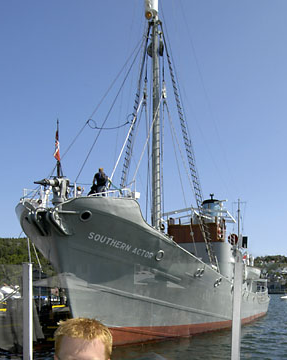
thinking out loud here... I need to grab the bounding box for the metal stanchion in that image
[23,262,33,360]
[231,251,243,360]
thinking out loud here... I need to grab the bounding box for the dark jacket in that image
[95,171,108,186]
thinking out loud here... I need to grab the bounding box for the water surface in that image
[0,294,284,359]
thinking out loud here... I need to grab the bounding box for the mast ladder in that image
[120,24,151,188]
[161,23,219,270]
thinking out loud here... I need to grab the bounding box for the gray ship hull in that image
[16,196,269,345]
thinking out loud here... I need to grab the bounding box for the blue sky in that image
[1,0,287,257]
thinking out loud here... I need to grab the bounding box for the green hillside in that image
[0,237,55,284]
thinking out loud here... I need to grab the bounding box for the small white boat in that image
[280,294,287,300]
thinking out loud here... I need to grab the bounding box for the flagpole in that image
[54,119,62,177]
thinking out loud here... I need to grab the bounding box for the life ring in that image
[228,233,238,245]
[217,220,225,240]
[218,226,222,238]
[218,226,224,239]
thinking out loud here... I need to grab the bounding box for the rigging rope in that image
[120,23,152,188]
[110,97,145,182]
[32,242,42,271]
[35,37,145,187]
[74,36,146,183]
[160,22,219,270]
[131,97,161,184]
[178,1,237,198]
[160,56,165,218]
[164,101,193,206]
[164,100,198,256]
[145,95,151,221]
[87,118,130,130]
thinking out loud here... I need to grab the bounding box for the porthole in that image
[155,250,164,261]
[80,211,92,222]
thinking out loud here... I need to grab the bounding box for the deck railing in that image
[21,184,137,209]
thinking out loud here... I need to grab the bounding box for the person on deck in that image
[54,317,112,360]
[88,168,109,195]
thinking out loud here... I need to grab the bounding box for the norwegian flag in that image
[54,126,60,162]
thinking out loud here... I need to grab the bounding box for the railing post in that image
[231,251,243,359]
[23,262,33,360]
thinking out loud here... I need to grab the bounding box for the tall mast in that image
[237,199,240,238]
[145,0,161,229]
[237,198,241,247]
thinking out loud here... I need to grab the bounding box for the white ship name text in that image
[88,232,154,259]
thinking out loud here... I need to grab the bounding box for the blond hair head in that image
[54,318,112,359]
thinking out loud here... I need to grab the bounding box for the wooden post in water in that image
[231,251,243,359]
[23,262,33,360]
